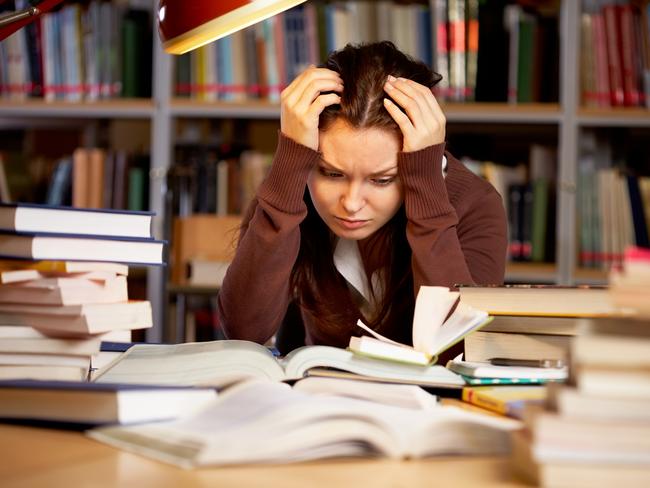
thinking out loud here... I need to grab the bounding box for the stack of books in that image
[0,203,162,381]
[511,248,650,486]
[458,285,627,363]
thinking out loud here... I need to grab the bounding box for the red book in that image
[618,3,642,106]
[593,11,611,107]
[603,4,625,106]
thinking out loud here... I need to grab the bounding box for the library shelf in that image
[0,99,155,119]
[577,107,650,127]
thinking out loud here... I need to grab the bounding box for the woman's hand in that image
[280,67,343,151]
[383,75,446,152]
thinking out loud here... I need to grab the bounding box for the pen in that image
[488,358,565,369]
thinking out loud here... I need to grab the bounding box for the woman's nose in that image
[341,183,365,214]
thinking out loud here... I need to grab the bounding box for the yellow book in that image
[462,385,547,418]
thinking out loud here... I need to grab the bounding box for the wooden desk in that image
[0,424,529,488]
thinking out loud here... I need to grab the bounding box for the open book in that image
[88,380,519,468]
[349,286,492,366]
[93,339,465,389]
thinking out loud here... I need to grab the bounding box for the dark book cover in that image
[475,0,509,102]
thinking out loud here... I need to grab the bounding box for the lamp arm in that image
[0,6,40,29]
[0,0,64,41]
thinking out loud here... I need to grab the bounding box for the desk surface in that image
[0,424,529,488]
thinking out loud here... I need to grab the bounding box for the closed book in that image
[603,4,625,106]
[449,359,567,382]
[481,315,581,336]
[524,411,650,464]
[512,429,650,487]
[0,231,163,266]
[0,261,128,283]
[0,203,153,239]
[0,300,152,336]
[461,385,547,418]
[464,331,570,362]
[87,149,105,209]
[0,325,102,355]
[0,379,217,427]
[0,275,128,306]
[457,285,623,317]
[0,364,87,381]
[548,383,650,422]
[516,10,537,103]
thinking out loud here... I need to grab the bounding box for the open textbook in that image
[93,339,466,389]
[349,286,492,365]
[88,380,519,468]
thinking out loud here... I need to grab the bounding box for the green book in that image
[517,13,537,103]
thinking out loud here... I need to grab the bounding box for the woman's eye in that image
[371,177,396,186]
[319,167,344,178]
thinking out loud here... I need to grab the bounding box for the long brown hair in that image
[290,42,442,346]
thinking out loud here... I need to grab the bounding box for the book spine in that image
[432,0,450,100]
[603,4,625,107]
[618,3,641,106]
[462,388,509,415]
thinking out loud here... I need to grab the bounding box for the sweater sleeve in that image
[398,144,507,291]
[217,133,321,343]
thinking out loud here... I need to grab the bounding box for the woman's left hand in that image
[382,75,446,152]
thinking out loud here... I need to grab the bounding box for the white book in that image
[349,286,491,366]
[88,380,518,468]
[93,339,465,389]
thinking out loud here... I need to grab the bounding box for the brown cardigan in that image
[217,133,507,351]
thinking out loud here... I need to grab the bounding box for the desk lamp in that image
[158,0,307,54]
[0,0,307,55]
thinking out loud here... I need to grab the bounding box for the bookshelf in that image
[0,0,648,342]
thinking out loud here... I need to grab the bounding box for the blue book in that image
[0,379,217,428]
[0,202,154,239]
[45,158,73,206]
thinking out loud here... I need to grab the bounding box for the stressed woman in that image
[217,41,507,353]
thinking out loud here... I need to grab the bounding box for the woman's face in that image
[308,119,404,240]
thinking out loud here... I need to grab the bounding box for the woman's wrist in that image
[257,132,321,214]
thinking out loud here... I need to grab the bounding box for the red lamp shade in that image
[158,0,307,55]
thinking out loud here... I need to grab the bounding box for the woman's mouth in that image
[335,217,369,230]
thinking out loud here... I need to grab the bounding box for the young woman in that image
[218,42,507,353]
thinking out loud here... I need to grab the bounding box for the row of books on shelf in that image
[170,144,272,217]
[0,148,150,211]
[0,0,152,101]
[581,0,650,109]
[173,0,560,104]
[578,135,650,269]
[175,1,432,102]
[464,144,557,263]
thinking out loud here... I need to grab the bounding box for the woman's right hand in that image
[280,67,343,151]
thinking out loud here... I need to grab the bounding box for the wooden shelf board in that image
[506,262,608,284]
[171,99,281,119]
[170,99,562,123]
[442,103,562,123]
[0,99,154,118]
[578,107,650,127]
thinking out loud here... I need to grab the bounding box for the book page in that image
[292,376,439,410]
[93,340,285,387]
